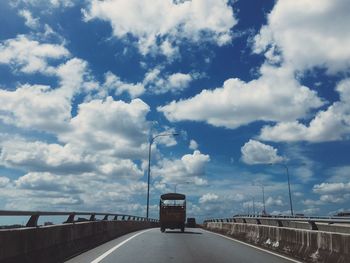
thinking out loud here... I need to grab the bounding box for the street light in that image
[146,132,179,219]
[270,162,294,216]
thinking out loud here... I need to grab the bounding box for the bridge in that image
[0,210,349,263]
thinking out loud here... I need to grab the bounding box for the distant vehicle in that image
[186,217,196,228]
[159,193,186,232]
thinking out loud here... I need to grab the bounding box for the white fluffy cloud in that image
[83,0,236,56]
[259,79,350,142]
[11,0,75,8]
[0,138,95,174]
[254,0,350,73]
[265,196,284,207]
[0,35,69,74]
[313,182,350,195]
[0,177,10,187]
[249,0,350,143]
[241,139,283,165]
[307,181,350,205]
[189,139,198,150]
[153,150,210,185]
[0,57,89,133]
[0,84,72,133]
[59,97,151,159]
[18,9,39,29]
[15,172,79,192]
[103,71,145,98]
[143,68,194,94]
[199,193,218,204]
[158,64,324,129]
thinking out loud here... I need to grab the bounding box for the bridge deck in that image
[66,228,300,263]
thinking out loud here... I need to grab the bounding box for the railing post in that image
[89,214,96,221]
[113,215,119,221]
[26,214,39,227]
[276,220,283,227]
[65,213,75,224]
[308,221,318,230]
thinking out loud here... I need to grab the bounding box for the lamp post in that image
[270,163,294,216]
[261,184,266,215]
[146,132,179,219]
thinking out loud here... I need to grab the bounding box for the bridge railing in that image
[203,215,350,231]
[0,210,158,228]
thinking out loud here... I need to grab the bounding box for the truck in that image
[159,193,186,232]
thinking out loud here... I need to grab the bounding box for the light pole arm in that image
[146,132,179,219]
[146,140,152,219]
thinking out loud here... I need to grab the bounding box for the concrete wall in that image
[204,222,350,263]
[0,221,158,263]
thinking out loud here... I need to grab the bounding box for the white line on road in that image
[90,228,153,263]
[202,229,303,263]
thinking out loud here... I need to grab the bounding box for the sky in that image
[0,0,350,223]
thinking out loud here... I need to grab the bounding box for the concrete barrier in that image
[204,222,350,263]
[0,221,158,263]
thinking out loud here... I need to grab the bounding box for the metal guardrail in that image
[203,215,350,231]
[0,210,159,228]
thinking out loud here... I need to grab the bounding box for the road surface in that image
[66,228,302,263]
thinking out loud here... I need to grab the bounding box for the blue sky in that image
[0,0,350,222]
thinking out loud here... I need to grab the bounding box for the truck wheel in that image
[161,227,165,232]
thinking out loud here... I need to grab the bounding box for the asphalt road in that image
[66,228,302,263]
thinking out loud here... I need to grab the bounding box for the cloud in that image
[326,166,350,183]
[15,172,80,193]
[0,35,70,74]
[0,95,151,180]
[100,68,194,97]
[254,0,350,74]
[153,150,210,185]
[0,138,95,174]
[0,84,72,133]
[313,182,350,194]
[265,196,284,206]
[18,9,40,29]
[143,68,194,94]
[11,0,75,8]
[103,71,145,98]
[0,177,10,187]
[189,139,198,150]
[240,139,283,165]
[158,64,324,129]
[83,0,236,56]
[199,193,218,204]
[259,79,350,142]
[59,97,151,159]
[319,195,346,204]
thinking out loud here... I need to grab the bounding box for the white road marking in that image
[90,228,153,263]
[202,229,303,263]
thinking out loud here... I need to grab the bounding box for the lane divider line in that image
[90,228,153,263]
[202,229,303,263]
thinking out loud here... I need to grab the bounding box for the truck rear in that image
[159,193,186,232]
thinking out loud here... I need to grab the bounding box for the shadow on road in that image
[164,230,202,235]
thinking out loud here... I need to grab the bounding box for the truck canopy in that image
[160,193,186,200]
